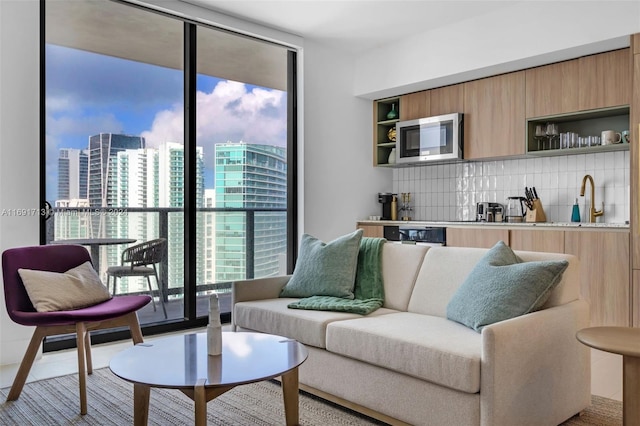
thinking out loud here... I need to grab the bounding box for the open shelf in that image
[526,106,630,156]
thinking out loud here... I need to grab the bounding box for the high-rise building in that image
[58,148,88,200]
[203,189,217,284]
[108,142,205,295]
[88,133,145,209]
[214,142,287,282]
[159,142,206,290]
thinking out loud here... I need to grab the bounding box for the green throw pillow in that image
[280,229,363,299]
[446,241,568,332]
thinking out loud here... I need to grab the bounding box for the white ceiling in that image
[181,0,520,54]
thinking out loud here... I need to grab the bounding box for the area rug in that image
[0,368,622,425]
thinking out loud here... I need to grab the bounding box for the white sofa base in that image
[239,326,480,426]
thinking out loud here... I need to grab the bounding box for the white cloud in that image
[47,113,122,137]
[140,80,286,149]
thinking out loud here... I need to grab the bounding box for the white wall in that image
[354,1,640,99]
[0,0,41,365]
[302,40,392,241]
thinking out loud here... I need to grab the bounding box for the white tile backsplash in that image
[394,151,630,224]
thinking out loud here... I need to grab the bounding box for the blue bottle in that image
[571,198,581,222]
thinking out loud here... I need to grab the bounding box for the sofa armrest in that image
[232,275,291,304]
[480,300,590,426]
[231,275,291,331]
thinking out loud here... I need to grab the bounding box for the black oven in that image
[383,226,446,246]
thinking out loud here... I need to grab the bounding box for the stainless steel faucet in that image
[579,174,603,223]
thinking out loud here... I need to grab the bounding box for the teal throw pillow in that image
[446,241,568,332]
[280,229,363,299]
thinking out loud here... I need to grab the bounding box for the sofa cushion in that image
[326,312,482,393]
[408,246,578,317]
[381,243,430,311]
[408,247,486,316]
[234,298,398,348]
[446,241,568,332]
[280,230,363,299]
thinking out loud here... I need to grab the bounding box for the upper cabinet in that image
[526,49,630,119]
[400,91,430,121]
[579,49,631,111]
[463,71,526,159]
[430,83,465,116]
[372,48,631,166]
[526,59,580,118]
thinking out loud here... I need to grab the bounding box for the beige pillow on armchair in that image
[18,261,112,312]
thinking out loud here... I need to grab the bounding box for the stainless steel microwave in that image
[395,113,463,164]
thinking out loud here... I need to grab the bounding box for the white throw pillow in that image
[18,261,112,312]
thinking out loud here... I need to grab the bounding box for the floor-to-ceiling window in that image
[195,25,289,317]
[42,0,295,349]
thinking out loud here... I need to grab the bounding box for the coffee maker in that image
[378,193,397,220]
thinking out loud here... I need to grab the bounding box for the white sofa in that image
[231,243,590,426]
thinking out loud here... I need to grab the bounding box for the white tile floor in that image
[0,330,623,402]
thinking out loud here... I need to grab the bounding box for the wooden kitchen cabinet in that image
[578,49,631,111]
[633,270,640,327]
[509,229,565,253]
[400,91,430,121]
[430,83,464,116]
[564,230,630,327]
[446,227,509,248]
[463,71,526,159]
[357,224,384,238]
[525,59,580,118]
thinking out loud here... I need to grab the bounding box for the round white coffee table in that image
[110,332,308,425]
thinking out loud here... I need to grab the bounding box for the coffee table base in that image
[132,368,301,426]
[624,356,640,426]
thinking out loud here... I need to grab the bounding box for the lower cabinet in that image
[357,225,384,238]
[509,229,565,252]
[564,230,630,327]
[446,227,509,248]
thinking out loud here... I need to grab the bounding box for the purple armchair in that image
[2,244,151,415]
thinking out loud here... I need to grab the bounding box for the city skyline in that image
[54,139,288,294]
[46,43,287,201]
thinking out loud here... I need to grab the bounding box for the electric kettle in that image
[505,197,527,223]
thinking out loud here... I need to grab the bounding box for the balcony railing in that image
[45,206,287,321]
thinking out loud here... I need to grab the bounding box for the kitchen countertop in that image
[357,220,630,230]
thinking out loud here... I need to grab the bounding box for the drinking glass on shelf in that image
[546,123,559,150]
[535,124,547,150]
[569,132,579,148]
[559,133,568,149]
[579,137,588,147]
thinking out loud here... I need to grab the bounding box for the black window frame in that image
[39,0,298,351]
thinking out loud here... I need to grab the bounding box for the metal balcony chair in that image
[2,244,151,415]
[106,238,168,319]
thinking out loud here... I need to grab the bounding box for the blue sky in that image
[46,44,287,200]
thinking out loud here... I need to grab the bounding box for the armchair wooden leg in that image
[76,322,88,415]
[126,312,144,344]
[6,326,47,401]
[84,330,93,375]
